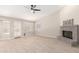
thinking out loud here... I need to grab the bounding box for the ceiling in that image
[0,5,64,21]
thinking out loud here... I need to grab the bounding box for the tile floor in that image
[0,36,79,53]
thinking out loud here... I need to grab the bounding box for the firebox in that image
[62,30,73,39]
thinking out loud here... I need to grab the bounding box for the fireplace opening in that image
[62,30,73,39]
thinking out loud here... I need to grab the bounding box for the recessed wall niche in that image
[63,18,74,26]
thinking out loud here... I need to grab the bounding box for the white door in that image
[23,22,34,36]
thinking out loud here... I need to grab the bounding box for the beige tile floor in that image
[0,36,79,53]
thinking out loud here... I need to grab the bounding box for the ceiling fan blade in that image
[31,5,33,7]
[31,8,33,10]
[31,5,36,8]
[33,9,40,11]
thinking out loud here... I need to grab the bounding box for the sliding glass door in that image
[0,19,34,40]
[0,20,10,39]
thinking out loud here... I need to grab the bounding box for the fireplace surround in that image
[60,25,79,45]
[60,19,79,45]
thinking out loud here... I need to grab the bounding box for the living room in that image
[0,5,79,53]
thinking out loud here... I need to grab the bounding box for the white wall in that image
[35,11,60,38]
[35,5,79,39]
[60,5,79,26]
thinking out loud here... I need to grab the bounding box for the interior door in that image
[13,21,22,38]
[23,22,34,36]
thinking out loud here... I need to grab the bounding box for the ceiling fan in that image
[30,5,41,13]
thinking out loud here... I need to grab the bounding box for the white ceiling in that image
[0,5,64,21]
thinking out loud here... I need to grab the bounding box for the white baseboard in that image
[35,34,57,39]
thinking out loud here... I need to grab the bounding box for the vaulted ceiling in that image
[0,5,64,21]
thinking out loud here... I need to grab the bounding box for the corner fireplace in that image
[60,19,79,45]
[62,30,73,39]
